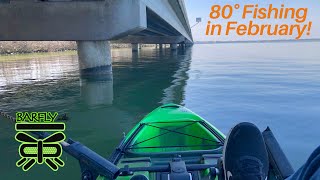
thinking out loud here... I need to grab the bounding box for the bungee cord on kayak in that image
[127,144,223,149]
[129,121,198,147]
[146,123,221,143]
[129,121,223,150]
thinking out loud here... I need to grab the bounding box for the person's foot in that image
[223,122,269,180]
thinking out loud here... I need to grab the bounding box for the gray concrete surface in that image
[77,41,112,74]
[0,0,146,40]
[0,0,192,43]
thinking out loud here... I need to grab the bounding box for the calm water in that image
[0,42,319,179]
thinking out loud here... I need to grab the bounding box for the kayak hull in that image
[97,104,283,180]
[105,104,226,180]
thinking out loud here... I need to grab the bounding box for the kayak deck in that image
[106,104,226,180]
[127,120,222,153]
[119,104,225,155]
[94,104,291,180]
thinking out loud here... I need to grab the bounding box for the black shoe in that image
[223,122,269,180]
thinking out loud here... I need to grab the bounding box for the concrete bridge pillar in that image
[77,41,112,75]
[170,43,178,51]
[132,43,139,52]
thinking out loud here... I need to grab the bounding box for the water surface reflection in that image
[0,42,320,180]
[0,47,192,179]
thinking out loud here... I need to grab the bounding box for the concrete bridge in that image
[0,0,193,74]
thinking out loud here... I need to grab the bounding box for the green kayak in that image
[104,104,225,180]
[61,104,293,180]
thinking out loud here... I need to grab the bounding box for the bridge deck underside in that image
[114,8,187,44]
[0,0,192,44]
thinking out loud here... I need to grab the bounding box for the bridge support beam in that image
[132,43,139,52]
[77,41,112,75]
[170,43,178,51]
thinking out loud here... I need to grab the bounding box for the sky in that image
[185,0,320,41]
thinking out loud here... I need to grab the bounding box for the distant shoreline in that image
[1,39,318,55]
[195,39,320,44]
[0,41,143,55]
